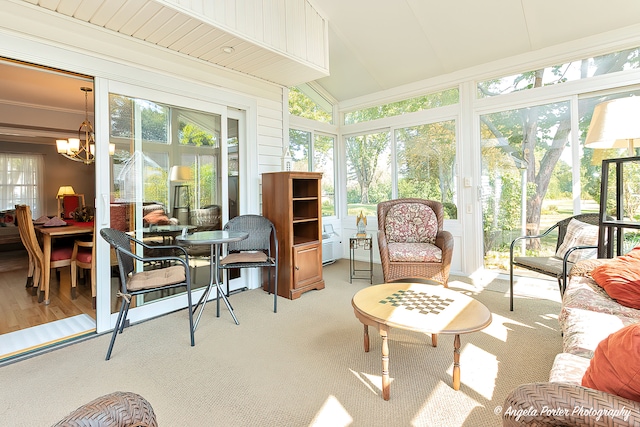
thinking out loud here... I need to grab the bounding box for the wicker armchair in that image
[377,198,453,286]
[52,391,157,427]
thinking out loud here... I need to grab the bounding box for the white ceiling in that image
[2,0,640,123]
[311,0,640,101]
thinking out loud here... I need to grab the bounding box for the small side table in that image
[349,233,373,283]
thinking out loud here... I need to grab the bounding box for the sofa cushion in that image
[561,275,640,321]
[549,352,591,384]
[561,306,633,358]
[591,247,640,309]
[582,323,640,401]
[388,242,442,262]
[385,203,438,244]
[555,219,598,263]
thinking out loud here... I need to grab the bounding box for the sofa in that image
[503,257,640,426]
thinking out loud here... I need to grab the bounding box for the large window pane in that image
[345,131,391,216]
[478,47,640,98]
[314,134,335,216]
[289,129,311,171]
[396,120,458,219]
[481,101,573,271]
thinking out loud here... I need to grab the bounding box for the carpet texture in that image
[0,260,562,426]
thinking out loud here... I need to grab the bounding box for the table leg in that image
[432,333,438,347]
[213,243,238,325]
[381,328,390,400]
[453,334,461,390]
[41,234,52,304]
[363,325,369,352]
[192,243,239,330]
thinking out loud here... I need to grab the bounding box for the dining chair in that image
[16,205,73,303]
[100,228,195,360]
[218,214,278,313]
[71,225,96,307]
[16,205,43,296]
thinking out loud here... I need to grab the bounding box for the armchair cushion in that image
[127,265,186,291]
[591,246,640,309]
[555,219,598,263]
[582,323,640,401]
[388,242,442,262]
[385,203,438,244]
[220,251,268,265]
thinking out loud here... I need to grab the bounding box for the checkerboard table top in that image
[352,283,492,334]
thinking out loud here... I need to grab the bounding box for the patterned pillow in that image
[0,209,16,227]
[385,203,438,244]
[555,219,599,263]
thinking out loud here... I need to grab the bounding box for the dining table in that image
[36,220,94,304]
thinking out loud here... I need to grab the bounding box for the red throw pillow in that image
[143,209,170,225]
[582,323,640,401]
[590,246,640,309]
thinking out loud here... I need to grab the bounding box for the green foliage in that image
[288,87,332,123]
[344,88,459,124]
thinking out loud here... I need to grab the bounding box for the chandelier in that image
[56,87,113,164]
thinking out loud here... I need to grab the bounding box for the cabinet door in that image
[293,243,322,289]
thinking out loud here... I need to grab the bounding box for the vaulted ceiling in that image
[313,0,640,102]
[3,0,640,120]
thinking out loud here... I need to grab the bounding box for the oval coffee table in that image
[352,283,492,400]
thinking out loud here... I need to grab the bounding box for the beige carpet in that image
[0,260,563,426]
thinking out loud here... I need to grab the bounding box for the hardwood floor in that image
[0,249,95,335]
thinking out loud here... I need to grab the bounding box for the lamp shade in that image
[585,97,640,150]
[56,186,76,198]
[170,165,193,182]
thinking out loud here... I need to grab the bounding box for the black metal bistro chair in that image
[100,228,194,360]
[509,213,601,311]
[218,215,278,313]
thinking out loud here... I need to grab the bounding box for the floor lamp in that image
[585,96,640,155]
[170,165,192,225]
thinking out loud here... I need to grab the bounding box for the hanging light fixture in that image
[56,87,115,164]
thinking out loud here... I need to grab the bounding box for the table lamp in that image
[585,96,640,155]
[56,186,76,199]
[170,165,192,225]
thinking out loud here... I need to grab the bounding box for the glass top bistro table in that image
[176,230,248,329]
[352,283,492,400]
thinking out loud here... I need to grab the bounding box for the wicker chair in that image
[377,198,454,286]
[509,213,601,311]
[218,215,278,313]
[52,391,157,427]
[100,228,194,360]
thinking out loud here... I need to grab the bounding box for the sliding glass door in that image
[100,82,239,325]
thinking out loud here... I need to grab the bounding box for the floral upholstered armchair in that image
[377,198,454,286]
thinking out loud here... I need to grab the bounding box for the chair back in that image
[377,198,444,243]
[223,215,276,256]
[189,205,221,231]
[100,228,137,282]
[16,205,44,265]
